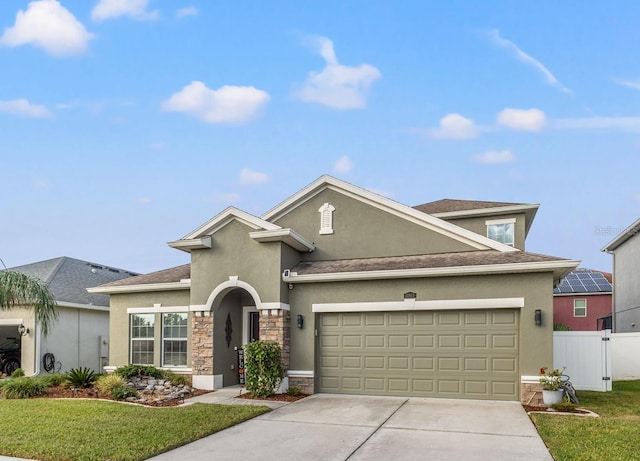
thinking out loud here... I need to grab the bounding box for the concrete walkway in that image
[149,393,553,461]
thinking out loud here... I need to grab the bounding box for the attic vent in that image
[318,203,335,235]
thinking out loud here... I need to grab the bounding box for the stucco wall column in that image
[191,311,213,375]
[259,309,290,369]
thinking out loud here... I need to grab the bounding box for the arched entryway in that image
[191,276,290,390]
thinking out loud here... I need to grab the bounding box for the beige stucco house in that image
[90,176,579,403]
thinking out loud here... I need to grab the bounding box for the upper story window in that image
[574,299,587,317]
[318,203,335,235]
[486,218,515,246]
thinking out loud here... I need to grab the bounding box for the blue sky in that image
[1,0,638,274]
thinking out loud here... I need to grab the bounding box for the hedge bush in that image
[243,341,284,398]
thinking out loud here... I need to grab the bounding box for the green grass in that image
[0,400,270,461]
[531,380,640,461]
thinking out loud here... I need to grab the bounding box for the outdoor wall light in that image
[534,309,542,326]
[297,314,304,329]
[17,324,29,336]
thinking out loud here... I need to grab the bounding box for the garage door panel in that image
[318,310,519,400]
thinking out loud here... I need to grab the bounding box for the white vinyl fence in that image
[611,332,640,380]
[554,330,640,392]
[553,330,612,392]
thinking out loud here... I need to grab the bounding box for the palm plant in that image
[0,270,58,335]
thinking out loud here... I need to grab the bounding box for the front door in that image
[249,311,260,342]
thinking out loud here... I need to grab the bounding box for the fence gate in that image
[553,329,612,392]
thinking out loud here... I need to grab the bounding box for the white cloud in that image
[333,156,354,174]
[176,6,198,18]
[473,150,516,164]
[613,78,640,91]
[429,113,478,139]
[92,0,159,21]
[0,0,93,57]
[34,180,50,189]
[0,99,53,118]
[487,29,572,95]
[239,168,269,186]
[497,108,546,132]
[294,36,381,109]
[136,197,152,205]
[204,192,241,203]
[162,81,270,124]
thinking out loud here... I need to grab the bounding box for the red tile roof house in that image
[553,268,612,331]
[90,176,579,405]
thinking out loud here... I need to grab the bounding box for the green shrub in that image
[163,372,189,386]
[244,341,284,399]
[1,377,46,399]
[66,367,97,388]
[11,368,25,378]
[96,373,126,395]
[114,364,164,379]
[553,322,572,331]
[36,373,65,387]
[111,384,138,400]
[286,386,302,396]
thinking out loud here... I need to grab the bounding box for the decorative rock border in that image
[124,376,194,404]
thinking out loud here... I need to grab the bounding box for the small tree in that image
[0,270,58,335]
[243,340,284,398]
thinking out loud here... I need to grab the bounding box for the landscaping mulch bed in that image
[522,404,593,415]
[33,385,213,407]
[236,392,309,402]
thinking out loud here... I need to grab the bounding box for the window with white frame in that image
[486,218,515,246]
[162,313,188,367]
[130,314,154,365]
[318,203,335,235]
[574,299,587,317]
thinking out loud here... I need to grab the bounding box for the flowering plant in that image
[539,367,565,391]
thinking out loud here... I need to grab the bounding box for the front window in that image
[487,220,515,246]
[574,299,587,317]
[162,313,188,367]
[131,314,154,365]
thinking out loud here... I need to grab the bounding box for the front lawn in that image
[530,380,640,461]
[0,399,270,461]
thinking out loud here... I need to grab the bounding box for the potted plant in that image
[539,367,565,405]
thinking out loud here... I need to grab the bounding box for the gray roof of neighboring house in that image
[7,257,139,307]
[96,264,191,287]
[553,268,612,295]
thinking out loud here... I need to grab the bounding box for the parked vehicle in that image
[0,339,20,375]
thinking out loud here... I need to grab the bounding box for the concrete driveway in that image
[148,393,553,461]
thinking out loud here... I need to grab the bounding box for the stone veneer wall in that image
[289,377,314,394]
[521,382,544,406]
[191,311,214,375]
[259,309,290,370]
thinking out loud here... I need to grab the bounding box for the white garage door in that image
[318,309,519,400]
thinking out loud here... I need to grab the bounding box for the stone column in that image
[259,308,290,369]
[191,311,214,376]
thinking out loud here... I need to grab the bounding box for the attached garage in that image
[317,308,520,400]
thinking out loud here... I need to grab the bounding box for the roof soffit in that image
[261,175,519,253]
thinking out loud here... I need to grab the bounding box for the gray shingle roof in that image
[291,250,570,275]
[413,199,527,215]
[8,257,139,307]
[96,264,191,288]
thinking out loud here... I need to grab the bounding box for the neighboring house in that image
[553,268,612,331]
[90,175,578,403]
[0,257,138,375]
[602,217,640,333]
